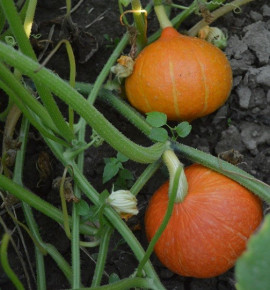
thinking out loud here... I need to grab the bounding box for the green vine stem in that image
[23,0,37,37]
[37,39,76,131]
[0,175,98,236]
[172,142,270,202]
[91,225,114,287]
[0,63,62,136]
[0,79,69,147]
[136,165,182,277]
[75,82,270,201]
[0,0,75,143]
[131,0,147,50]
[42,139,165,289]
[130,159,162,196]
[71,126,85,289]
[148,0,226,43]
[153,1,172,29]
[0,42,166,164]
[0,233,24,290]
[76,83,152,137]
[162,149,188,202]
[86,32,129,105]
[188,0,256,36]
[0,0,29,41]
[82,277,158,290]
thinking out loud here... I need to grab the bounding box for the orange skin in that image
[144,164,263,278]
[125,27,233,121]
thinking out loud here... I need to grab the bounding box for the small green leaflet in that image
[103,158,123,183]
[109,273,120,283]
[76,200,90,216]
[146,112,167,128]
[116,152,129,163]
[175,121,192,138]
[149,127,168,142]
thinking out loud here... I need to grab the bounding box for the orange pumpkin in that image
[125,27,233,121]
[144,164,263,278]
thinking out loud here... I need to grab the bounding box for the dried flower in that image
[198,26,227,49]
[111,55,134,80]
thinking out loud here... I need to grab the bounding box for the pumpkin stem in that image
[162,149,188,202]
[154,3,173,29]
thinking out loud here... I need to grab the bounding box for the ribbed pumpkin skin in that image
[144,164,263,278]
[125,27,233,121]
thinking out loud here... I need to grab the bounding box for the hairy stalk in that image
[188,0,256,36]
[0,42,166,163]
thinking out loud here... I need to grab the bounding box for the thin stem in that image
[91,225,114,287]
[82,277,157,290]
[35,250,46,290]
[0,4,5,34]
[153,3,172,29]
[23,0,37,38]
[188,0,255,36]
[37,39,76,131]
[136,165,182,277]
[130,159,162,196]
[71,121,85,289]
[131,0,147,50]
[59,167,71,238]
[65,0,72,16]
[87,32,129,105]
[0,233,24,290]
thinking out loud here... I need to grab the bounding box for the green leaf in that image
[103,161,122,183]
[235,214,270,290]
[119,168,134,180]
[117,152,129,163]
[109,273,120,283]
[175,121,192,138]
[76,200,90,216]
[146,112,167,128]
[149,127,168,142]
[120,0,131,7]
